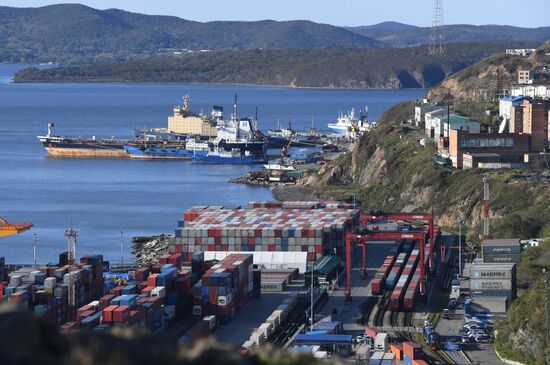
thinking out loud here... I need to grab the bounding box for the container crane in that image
[361,212,436,272]
[0,217,32,237]
[344,230,428,303]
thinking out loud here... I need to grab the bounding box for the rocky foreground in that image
[0,307,331,365]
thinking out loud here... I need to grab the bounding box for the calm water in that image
[0,64,426,263]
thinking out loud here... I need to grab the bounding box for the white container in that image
[374,333,389,351]
[9,274,23,287]
[44,277,57,289]
[258,322,273,337]
[151,286,166,298]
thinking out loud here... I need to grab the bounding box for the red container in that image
[159,254,171,265]
[135,267,150,282]
[113,305,130,323]
[147,274,158,287]
[99,294,116,310]
[141,286,155,295]
[138,281,148,292]
[168,254,182,267]
[151,264,163,273]
[77,307,95,321]
[403,342,423,360]
[112,286,124,296]
[364,327,378,339]
[102,305,118,323]
[59,321,80,333]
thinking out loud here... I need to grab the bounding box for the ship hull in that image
[123,145,198,159]
[44,146,128,158]
[327,124,349,135]
[191,155,265,164]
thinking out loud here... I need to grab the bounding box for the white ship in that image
[327,107,372,135]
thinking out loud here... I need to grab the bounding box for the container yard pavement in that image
[436,306,505,365]
[323,241,394,330]
[214,291,297,346]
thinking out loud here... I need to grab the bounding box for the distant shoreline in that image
[12,76,428,91]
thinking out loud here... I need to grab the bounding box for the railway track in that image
[373,292,391,327]
[432,348,455,364]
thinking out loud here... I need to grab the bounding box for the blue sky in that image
[0,0,548,27]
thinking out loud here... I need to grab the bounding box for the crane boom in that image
[0,217,33,237]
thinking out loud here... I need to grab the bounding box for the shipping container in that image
[483,254,521,264]
[403,342,422,360]
[470,279,513,291]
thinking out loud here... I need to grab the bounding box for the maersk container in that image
[470,265,516,280]
[470,279,513,291]
[483,254,521,264]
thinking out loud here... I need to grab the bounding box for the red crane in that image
[344,230,428,303]
[361,212,436,272]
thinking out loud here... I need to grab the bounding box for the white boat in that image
[327,107,372,135]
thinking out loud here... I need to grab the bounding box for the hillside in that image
[300,102,550,239]
[1,4,549,64]
[13,41,537,89]
[348,24,550,48]
[428,41,550,102]
[0,4,380,63]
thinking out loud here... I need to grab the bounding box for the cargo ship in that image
[37,123,129,158]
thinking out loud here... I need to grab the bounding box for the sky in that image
[0,0,548,28]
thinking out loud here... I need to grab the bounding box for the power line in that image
[429,0,446,55]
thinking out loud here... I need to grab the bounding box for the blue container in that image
[121,284,137,295]
[161,264,176,272]
[118,294,138,308]
[167,292,180,306]
[403,354,413,365]
[81,311,102,326]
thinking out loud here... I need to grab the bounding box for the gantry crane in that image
[0,217,32,237]
[344,230,429,303]
[361,212,436,272]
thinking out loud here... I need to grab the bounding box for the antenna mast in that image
[429,0,446,55]
[64,225,79,321]
[482,177,491,239]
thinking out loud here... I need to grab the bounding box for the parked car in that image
[461,335,474,343]
[443,309,450,319]
[474,334,493,343]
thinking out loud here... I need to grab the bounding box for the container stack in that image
[2,253,104,325]
[192,253,253,324]
[77,259,192,332]
[172,203,360,263]
[469,262,517,300]
[482,239,521,264]
[402,342,424,365]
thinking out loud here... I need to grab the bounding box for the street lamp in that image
[310,262,314,331]
[458,220,464,278]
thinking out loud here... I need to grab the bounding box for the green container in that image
[483,254,521,264]
[482,244,521,255]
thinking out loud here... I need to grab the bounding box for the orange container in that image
[102,305,118,323]
[403,342,423,360]
[390,343,403,360]
[412,360,429,365]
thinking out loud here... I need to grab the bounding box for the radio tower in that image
[429,0,446,55]
[482,177,491,239]
[65,225,79,321]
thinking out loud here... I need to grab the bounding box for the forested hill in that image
[0,4,380,63]
[347,23,550,47]
[13,41,537,89]
[1,4,549,64]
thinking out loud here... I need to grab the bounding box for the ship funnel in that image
[183,95,190,112]
[47,123,54,137]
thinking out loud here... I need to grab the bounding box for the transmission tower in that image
[482,177,491,239]
[429,0,446,55]
[64,225,79,321]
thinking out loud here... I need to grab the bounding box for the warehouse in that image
[171,202,360,263]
